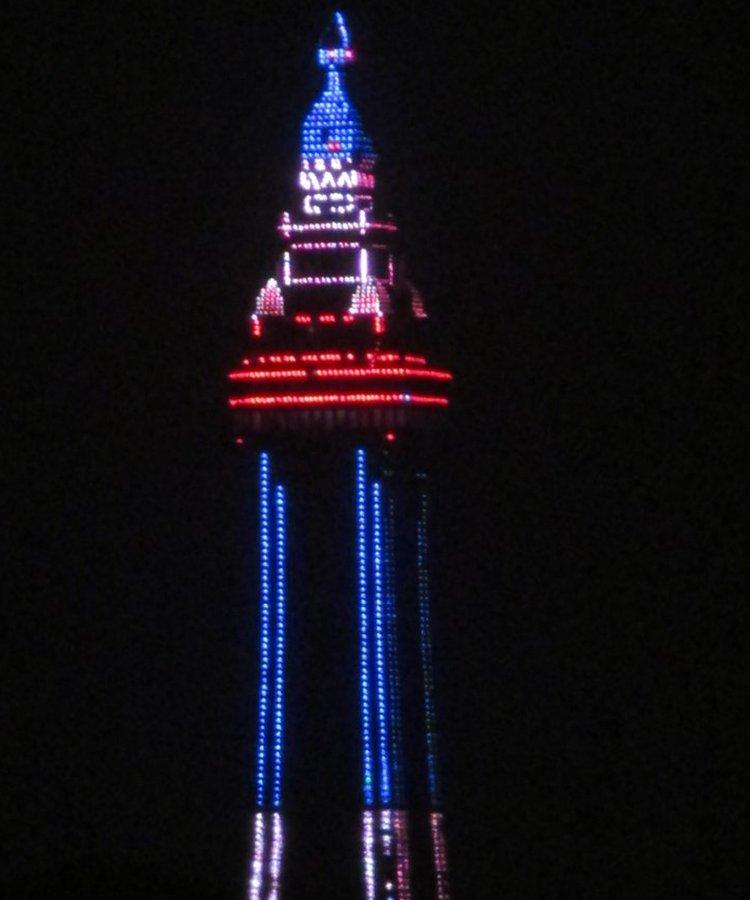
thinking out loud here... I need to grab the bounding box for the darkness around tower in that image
[6,2,743,898]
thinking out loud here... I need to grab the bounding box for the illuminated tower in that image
[230,13,451,899]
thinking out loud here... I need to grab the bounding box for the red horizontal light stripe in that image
[313,367,452,381]
[403,354,427,365]
[229,369,307,380]
[229,366,452,382]
[367,352,399,362]
[229,392,448,408]
[301,352,342,363]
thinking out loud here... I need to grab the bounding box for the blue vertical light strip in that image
[417,482,441,806]
[255,452,272,807]
[356,449,374,806]
[271,484,286,809]
[371,481,391,805]
[384,492,405,806]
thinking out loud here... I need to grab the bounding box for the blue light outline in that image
[272,484,286,809]
[256,452,272,807]
[356,449,374,805]
[372,480,391,805]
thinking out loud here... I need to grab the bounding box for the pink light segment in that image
[247,811,285,900]
[248,811,265,900]
[362,810,376,900]
[430,812,451,900]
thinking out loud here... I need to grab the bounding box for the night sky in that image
[7,2,744,897]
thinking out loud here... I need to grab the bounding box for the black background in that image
[6,1,745,897]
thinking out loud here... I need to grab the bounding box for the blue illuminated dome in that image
[301,12,375,163]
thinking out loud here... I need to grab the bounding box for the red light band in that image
[229,392,448,408]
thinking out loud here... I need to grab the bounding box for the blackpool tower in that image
[229,13,452,898]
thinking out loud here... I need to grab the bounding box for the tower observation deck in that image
[230,13,452,898]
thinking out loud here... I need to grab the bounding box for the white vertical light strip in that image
[267,812,284,900]
[362,810,376,900]
[248,811,265,900]
[359,246,369,283]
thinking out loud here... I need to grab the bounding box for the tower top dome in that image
[302,12,375,163]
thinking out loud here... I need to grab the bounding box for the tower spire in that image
[317,10,355,69]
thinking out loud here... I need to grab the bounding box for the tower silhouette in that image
[229,13,452,898]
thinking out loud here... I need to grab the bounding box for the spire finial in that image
[317,10,355,69]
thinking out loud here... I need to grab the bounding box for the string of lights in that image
[255,453,272,807]
[356,449,374,806]
[372,481,391,805]
[272,485,286,810]
[229,393,448,408]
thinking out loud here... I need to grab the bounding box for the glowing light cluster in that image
[248,811,285,900]
[349,277,389,315]
[411,287,428,319]
[230,392,449,408]
[301,64,373,166]
[254,278,284,316]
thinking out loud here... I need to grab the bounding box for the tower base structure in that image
[242,441,450,899]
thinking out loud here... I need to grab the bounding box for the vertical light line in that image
[248,811,265,900]
[372,481,391,804]
[256,452,272,807]
[272,484,286,809]
[356,449,374,806]
[362,810,376,900]
[417,484,441,806]
[267,812,284,900]
[394,810,413,899]
[430,812,451,900]
[384,491,404,805]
